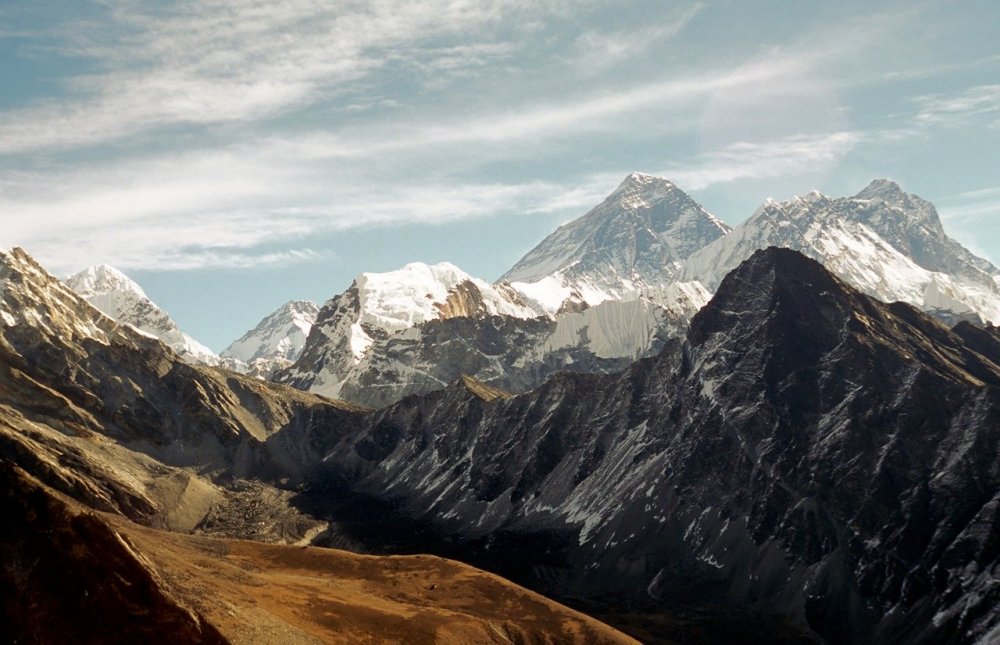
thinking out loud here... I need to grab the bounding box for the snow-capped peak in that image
[500,173,730,313]
[681,180,1000,324]
[355,261,538,333]
[65,264,148,301]
[65,264,218,365]
[221,299,319,363]
[609,173,681,210]
[854,178,906,203]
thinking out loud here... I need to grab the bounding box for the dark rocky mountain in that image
[302,247,1000,644]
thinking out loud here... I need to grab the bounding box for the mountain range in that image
[0,246,633,644]
[59,175,1000,412]
[4,237,1000,643]
[15,173,1000,642]
[270,175,998,408]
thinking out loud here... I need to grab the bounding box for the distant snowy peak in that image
[66,264,218,365]
[851,179,997,280]
[279,261,543,399]
[348,261,543,360]
[854,178,938,223]
[222,300,318,364]
[681,180,1000,324]
[500,172,729,313]
[64,264,148,301]
[355,262,539,335]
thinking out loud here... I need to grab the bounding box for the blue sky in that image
[1,0,998,350]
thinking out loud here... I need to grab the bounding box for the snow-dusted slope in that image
[276,176,729,406]
[337,261,539,364]
[353,261,540,341]
[65,264,218,364]
[681,180,1000,324]
[501,172,730,313]
[222,300,318,364]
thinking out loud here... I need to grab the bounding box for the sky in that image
[1,0,998,351]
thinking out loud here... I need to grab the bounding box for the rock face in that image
[501,172,731,312]
[304,248,1000,644]
[681,180,1000,324]
[1,246,364,530]
[65,263,218,364]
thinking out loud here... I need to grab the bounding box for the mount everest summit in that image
[501,172,730,312]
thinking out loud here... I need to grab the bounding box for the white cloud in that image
[912,84,1000,127]
[266,55,814,161]
[571,3,703,73]
[0,139,594,273]
[662,131,863,190]
[0,0,580,154]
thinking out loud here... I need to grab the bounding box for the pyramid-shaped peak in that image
[279,299,320,315]
[606,173,692,213]
[854,178,906,202]
[688,247,859,347]
[66,264,147,300]
[614,172,677,193]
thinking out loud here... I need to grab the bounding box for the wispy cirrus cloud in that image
[912,84,1000,127]
[662,131,864,190]
[0,138,601,273]
[570,3,703,74]
[3,0,997,279]
[0,0,582,155]
[0,41,844,275]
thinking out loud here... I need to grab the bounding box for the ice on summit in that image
[355,262,538,333]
